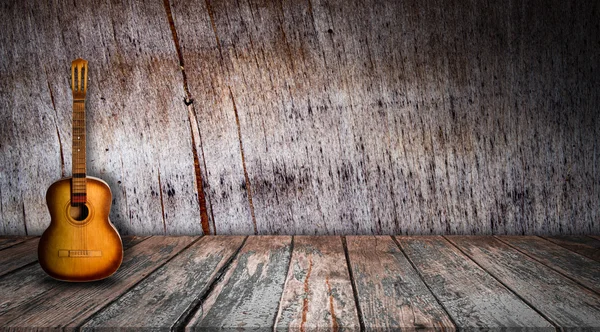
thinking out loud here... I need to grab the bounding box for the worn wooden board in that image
[0,2,63,235]
[0,237,39,277]
[0,0,203,236]
[166,0,599,236]
[2,0,600,236]
[447,236,600,329]
[168,0,256,235]
[80,235,245,331]
[542,236,600,262]
[496,236,600,294]
[186,236,292,330]
[0,234,153,319]
[0,236,198,329]
[120,235,151,250]
[346,236,454,330]
[0,236,29,250]
[275,236,359,331]
[397,236,553,330]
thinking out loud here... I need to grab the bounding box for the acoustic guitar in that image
[38,58,123,281]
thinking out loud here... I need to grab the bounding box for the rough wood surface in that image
[1,1,599,236]
[346,236,454,331]
[186,236,292,330]
[397,236,553,330]
[542,236,600,262]
[0,235,152,319]
[0,237,39,277]
[81,236,245,331]
[447,236,600,330]
[0,0,203,236]
[0,236,197,329]
[0,236,29,250]
[275,236,359,331]
[1,235,600,330]
[496,236,600,294]
[166,0,599,235]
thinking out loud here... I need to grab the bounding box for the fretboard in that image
[72,98,87,205]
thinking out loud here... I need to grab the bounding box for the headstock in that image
[71,58,88,100]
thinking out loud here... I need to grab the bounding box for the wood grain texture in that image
[0,237,39,277]
[346,236,454,331]
[1,0,599,235]
[0,235,151,319]
[0,236,197,329]
[496,236,600,294]
[80,235,245,331]
[275,236,359,331]
[166,0,599,235]
[397,236,553,330]
[447,235,600,330]
[542,236,600,262]
[186,236,292,330]
[0,236,29,250]
[0,0,203,236]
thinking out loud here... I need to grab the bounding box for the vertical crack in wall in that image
[229,87,258,235]
[203,0,223,60]
[158,170,167,234]
[21,202,28,236]
[119,154,132,228]
[163,0,212,234]
[44,66,65,178]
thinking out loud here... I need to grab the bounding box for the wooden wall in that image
[0,0,598,236]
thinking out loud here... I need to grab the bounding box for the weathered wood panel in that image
[447,236,600,329]
[80,236,245,331]
[186,236,292,330]
[0,0,203,236]
[0,237,39,277]
[542,236,600,262]
[275,236,359,331]
[0,236,197,329]
[0,237,29,250]
[0,235,151,319]
[1,0,599,235]
[496,236,600,294]
[346,236,454,330]
[397,236,553,330]
[167,0,599,235]
[0,1,63,235]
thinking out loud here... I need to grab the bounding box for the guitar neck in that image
[72,97,87,204]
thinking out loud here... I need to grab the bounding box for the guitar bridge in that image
[58,250,102,257]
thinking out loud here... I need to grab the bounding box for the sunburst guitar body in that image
[39,59,123,281]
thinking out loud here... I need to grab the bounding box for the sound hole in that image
[70,204,89,221]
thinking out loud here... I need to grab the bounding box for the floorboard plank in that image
[543,236,600,262]
[186,236,292,331]
[79,236,246,331]
[120,235,151,250]
[0,238,39,277]
[397,236,553,330]
[0,236,198,329]
[275,236,359,331]
[0,236,30,250]
[497,236,600,294]
[447,236,600,330]
[347,236,455,331]
[0,235,154,319]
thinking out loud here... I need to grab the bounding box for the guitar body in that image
[39,176,123,282]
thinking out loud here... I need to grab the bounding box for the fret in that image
[71,59,87,206]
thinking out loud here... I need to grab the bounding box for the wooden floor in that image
[0,235,599,331]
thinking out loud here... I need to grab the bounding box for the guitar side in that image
[39,176,123,282]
